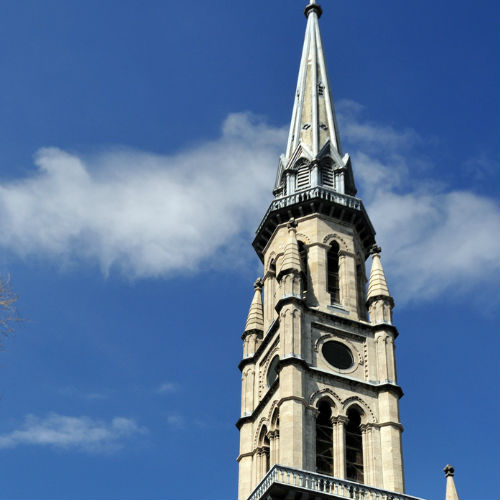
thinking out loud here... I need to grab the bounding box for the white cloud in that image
[337,100,499,303]
[0,413,147,453]
[0,108,497,303]
[0,113,284,277]
[156,381,179,394]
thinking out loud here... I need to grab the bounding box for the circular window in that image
[322,341,353,370]
[267,355,280,387]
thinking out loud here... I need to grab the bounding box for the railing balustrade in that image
[247,465,426,500]
[256,186,362,236]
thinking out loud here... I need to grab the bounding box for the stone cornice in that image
[309,365,404,399]
[276,267,301,283]
[376,421,404,432]
[366,294,395,309]
[275,294,304,314]
[311,320,367,343]
[253,187,376,262]
[241,329,264,341]
[238,320,280,372]
[371,322,399,338]
[238,356,255,372]
[279,356,309,371]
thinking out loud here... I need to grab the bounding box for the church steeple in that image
[238,3,410,500]
[274,0,356,199]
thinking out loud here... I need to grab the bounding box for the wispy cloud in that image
[0,108,497,304]
[0,113,285,277]
[0,413,147,453]
[59,386,108,401]
[337,99,499,303]
[156,382,179,394]
[166,414,184,429]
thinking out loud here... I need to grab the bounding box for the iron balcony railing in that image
[247,465,427,500]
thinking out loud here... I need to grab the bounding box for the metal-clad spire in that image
[274,2,356,198]
[286,0,341,159]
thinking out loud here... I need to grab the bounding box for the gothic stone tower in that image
[237,2,407,500]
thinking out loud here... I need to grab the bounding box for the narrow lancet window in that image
[298,241,308,293]
[263,435,270,473]
[327,242,340,304]
[316,401,333,475]
[345,408,364,483]
[356,263,367,319]
[258,427,270,476]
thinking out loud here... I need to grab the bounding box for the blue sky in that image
[0,1,498,499]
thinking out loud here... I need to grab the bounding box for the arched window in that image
[271,408,280,466]
[267,355,280,388]
[298,241,308,293]
[316,400,333,475]
[259,426,270,475]
[345,407,364,483]
[327,242,340,304]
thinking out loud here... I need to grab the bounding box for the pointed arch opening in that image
[298,241,308,294]
[327,241,340,304]
[345,407,364,483]
[356,262,367,320]
[258,426,270,475]
[270,408,280,466]
[316,400,334,476]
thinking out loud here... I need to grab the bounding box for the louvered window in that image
[321,164,334,188]
[296,165,310,190]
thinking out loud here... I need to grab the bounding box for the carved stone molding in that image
[323,233,349,252]
[295,232,311,245]
[342,395,376,423]
[308,387,342,409]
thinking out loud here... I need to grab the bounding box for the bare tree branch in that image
[0,276,22,347]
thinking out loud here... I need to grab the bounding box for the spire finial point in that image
[304,1,322,18]
[444,464,455,477]
[253,278,264,290]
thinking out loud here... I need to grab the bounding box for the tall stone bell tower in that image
[236,2,412,500]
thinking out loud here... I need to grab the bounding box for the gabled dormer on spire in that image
[274,0,356,198]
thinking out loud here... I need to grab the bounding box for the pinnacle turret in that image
[367,246,394,324]
[367,246,391,301]
[278,219,302,278]
[244,278,264,333]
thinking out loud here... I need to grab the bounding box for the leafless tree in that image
[0,276,21,348]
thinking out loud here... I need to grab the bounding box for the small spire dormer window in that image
[321,163,334,188]
[296,164,310,191]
